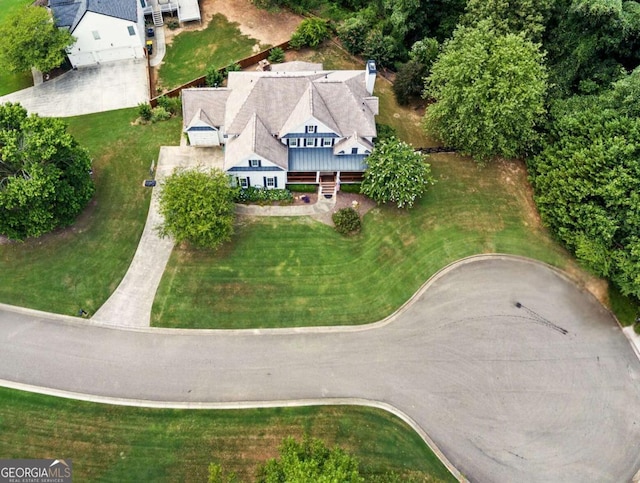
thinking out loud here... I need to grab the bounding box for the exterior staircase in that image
[152,8,163,26]
[320,181,336,199]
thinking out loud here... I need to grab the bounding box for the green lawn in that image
[153,154,570,328]
[0,0,34,96]
[157,14,259,91]
[0,109,180,316]
[0,388,454,482]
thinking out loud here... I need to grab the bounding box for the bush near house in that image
[268,47,286,63]
[234,187,293,204]
[287,184,317,193]
[332,207,361,235]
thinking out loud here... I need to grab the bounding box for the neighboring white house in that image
[49,0,145,68]
[182,61,379,192]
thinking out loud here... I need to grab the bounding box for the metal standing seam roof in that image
[288,148,368,172]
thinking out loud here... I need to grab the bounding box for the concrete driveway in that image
[0,59,149,117]
[1,256,639,482]
[92,146,224,328]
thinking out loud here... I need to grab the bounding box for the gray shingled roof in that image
[182,88,230,129]
[225,114,288,170]
[50,0,137,31]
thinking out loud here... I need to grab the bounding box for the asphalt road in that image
[1,257,639,482]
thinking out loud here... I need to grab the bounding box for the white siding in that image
[227,155,286,190]
[281,116,338,144]
[67,12,144,68]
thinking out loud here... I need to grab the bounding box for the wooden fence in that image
[149,40,290,106]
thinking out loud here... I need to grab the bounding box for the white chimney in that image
[365,60,376,95]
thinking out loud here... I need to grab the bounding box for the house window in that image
[239,178,248,188]
[249,159,260,167]
[322,138,332,147]
[289,138,298,147]
[351,147,358,154]
[266,177,275,187]
[304,138,315,147]
[305,125,317,134]
[128,26,136,36]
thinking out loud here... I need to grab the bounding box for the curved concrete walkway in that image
[92,146,223,326]
[1,256,640,482]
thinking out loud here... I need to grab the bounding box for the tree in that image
[393,39,439,105]
[528,79,640,299]
[543,0,640,96]
[463,0,553,41]
[361,137,435,209]
[0,5,74,73]
[423,20,548,162]
[256,436,364,482]
[205,66,225,87]
[289,18,330,49]
[158,168,236,249]
[0,103,94,240]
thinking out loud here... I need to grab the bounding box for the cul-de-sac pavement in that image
[1,255,639,482]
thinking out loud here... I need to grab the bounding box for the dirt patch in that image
[164,0,302,47]
[312,192,376,227]
[0,198,98,246]
[564,262,610,306]
[497,158,543,227]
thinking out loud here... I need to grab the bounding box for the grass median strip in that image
[0,109,180,316]
[0,388,455,482]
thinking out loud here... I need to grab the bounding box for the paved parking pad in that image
[0,59,149,117]
[0,257,639,482]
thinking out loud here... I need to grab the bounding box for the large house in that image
[49,0,145,68]
[181,61,379,193]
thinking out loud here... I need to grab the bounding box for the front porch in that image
[286,171,365,186]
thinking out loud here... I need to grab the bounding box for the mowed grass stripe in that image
[0,109,180,315]
[152,155,569,329]
[0,388,455,482]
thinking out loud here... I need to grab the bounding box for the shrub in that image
[138,102,152,121]
[205,66,225,87]
[290,18,330,49]
[166,18,179,30]
[150,106,171,123]
[337,15,370,54]
[374,123,397,142]
[268,47,286,63]
[287,184,317,193]
[635,321,640,335]
[332,207,361,235]
[234,187,293,204]
[156,95,181,116]
[225,63,242,75]
[339,183,361,194]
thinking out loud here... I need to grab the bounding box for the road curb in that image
[0,379,466,482]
